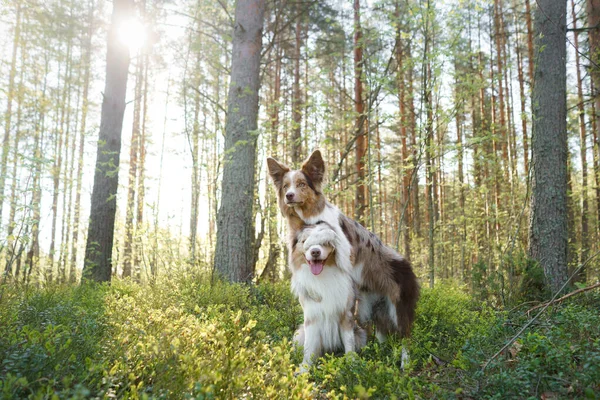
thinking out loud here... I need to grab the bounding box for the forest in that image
[0,0,599,398]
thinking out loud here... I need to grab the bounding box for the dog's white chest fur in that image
[292,264,353,351]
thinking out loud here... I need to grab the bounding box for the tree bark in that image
[407,45,420,237]
[529,0,569,293]
[82,0,132,283]
[214,0,265,283]
[291,14,303,164]
[0,5,21,233]
[123,52,144,278]
[454,57,467,280]
[354,0,367,224]
[572,0,588,280]
[590,80,600,236]
[515,23,529,177]
[135,52,149,278]
[493,0,509,182]
[588,0,600,237]
[395,1,411,259]
[525,0,535,84]
[49,43,71,283]
[4,38,25,280]
[262,39,282,282]
[423,0,434,287]
[70,0,94,283]
[24,56,49,284]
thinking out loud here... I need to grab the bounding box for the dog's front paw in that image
[296,363,310,375]
[400,347,410,370]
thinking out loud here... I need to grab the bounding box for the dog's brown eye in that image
[298,182,306,188]
[283,184,289,189]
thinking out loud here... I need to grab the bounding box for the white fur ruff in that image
[291,260,354,352]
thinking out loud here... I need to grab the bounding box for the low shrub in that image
[411,282,497,368]
[0,284,108,398]
[1,275,598,399]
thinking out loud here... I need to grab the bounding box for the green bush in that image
[101,279,312,398]
[465,291,600,399]
[1,275,598,399]
[0,284,109,398]
[411,282,497,368]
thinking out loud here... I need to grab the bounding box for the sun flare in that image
[118,18,146,52]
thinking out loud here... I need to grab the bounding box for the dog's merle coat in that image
[267,150,419,345]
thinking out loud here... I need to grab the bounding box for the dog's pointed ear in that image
[267,157,290,187]
[301,150,325,185]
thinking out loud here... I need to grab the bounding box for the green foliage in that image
[0,284,108,398]
[464,291,600,399]
[101,280,311,398]
[312,345,439,399]
[0,278,311,399]
[1,277,599,399]
[411,282,497,367]
[517,259,550,302]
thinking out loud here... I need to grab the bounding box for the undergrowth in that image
[0,274,599,399]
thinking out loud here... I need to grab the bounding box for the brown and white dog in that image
[290,223,367,372]
[267,150,419,367]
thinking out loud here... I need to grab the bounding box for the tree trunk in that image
[0,5,21,233]
[525,0,535,84]
[82,0,132,283]
[291,15,302,163]
[408,46,420,237]
[24,55,49,285]
[188,54,201,270]
[262,40,282,282]
[354,0,367,224]
[493,0,509,182]
[135,53,149,279]
[529,0,569,293]
[588,0,600,238]
[591,80,600,237]
[572,0,588,280]
[214,0,265,283]
[70,0,94,283]
[122,53,144,278]
[454,58,467,279]
[396,1,410,259]
[4,41,25,280]
[49,44,71,283]
[59,30,76,283]
[515,22,529,177]
[423,0,434,287]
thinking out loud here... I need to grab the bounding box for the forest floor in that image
[0,273,599,399]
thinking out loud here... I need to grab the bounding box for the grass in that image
[0,273,599,399]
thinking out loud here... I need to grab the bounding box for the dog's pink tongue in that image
[309,260,324,275]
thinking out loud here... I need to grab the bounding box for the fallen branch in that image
[481,249,600,372]
[526,282,600,314]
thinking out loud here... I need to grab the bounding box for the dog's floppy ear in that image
[301,150,325,185]
[267,157,290,188]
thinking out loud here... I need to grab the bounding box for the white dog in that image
[289,222,367,372]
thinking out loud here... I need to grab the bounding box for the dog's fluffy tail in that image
[390,257,420,337]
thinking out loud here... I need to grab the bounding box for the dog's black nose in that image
[286,192,294,201]
[311,248,321,258]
